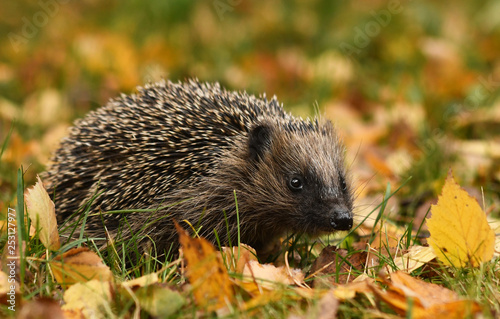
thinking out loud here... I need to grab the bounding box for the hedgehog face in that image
[246,120,354,236]
[282,164,354,234]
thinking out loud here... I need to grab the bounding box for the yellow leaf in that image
[61,279,113,318]
[121,273,158,288]
[419,300,482,319]
[426,171,495,267]
[241,290,285,313]
[51,247,113,287]
[0,271,20,296]
[134,284,186,317]
[25,175,60,251]
[333,280,373,300]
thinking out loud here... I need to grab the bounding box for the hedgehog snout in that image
[329,207,353,230]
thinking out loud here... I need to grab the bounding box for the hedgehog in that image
[44,79,354,259]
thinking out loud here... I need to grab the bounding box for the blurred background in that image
[1,0,500,222]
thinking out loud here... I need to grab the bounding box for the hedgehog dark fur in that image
[44,79,354,257]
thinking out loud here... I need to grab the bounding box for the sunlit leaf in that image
[62,280,113,318]
[175,221,234,311]
[24,175,60,251]
[393,245,436,273]
[242,260,305,289]
[51,247,113,287]
[121,273,158,288]
[426,171,495,267]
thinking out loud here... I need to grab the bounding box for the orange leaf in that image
[370,271,481,318]
[51,247,112,287]
[175,221,234,311]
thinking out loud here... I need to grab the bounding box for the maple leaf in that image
[426,171,495,267]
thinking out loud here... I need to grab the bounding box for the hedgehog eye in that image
[288,176,304,192]
[340,176,347,192]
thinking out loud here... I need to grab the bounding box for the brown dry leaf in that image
[309,246,366,286]
[61,279,113,318]
[316,290,339,319]
[51,247,113,287]
[18,297,65,319]
[389,271,459,305]
[24,175,60,251]
[393,246,436,273]
[426,171,495,267]
[241,260,305,290]
[175,221,234,311]
[370,271,481,318]
[370,279,424,317]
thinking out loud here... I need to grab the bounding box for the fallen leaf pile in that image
[2,2,500,317]
[0,171,499,317]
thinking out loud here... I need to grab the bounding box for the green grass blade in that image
[15,167,26,288]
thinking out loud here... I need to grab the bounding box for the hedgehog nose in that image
[330,208,353,230]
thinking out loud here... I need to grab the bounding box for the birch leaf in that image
[426,171,495,267]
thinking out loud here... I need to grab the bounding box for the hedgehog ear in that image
[248,124,273,161]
